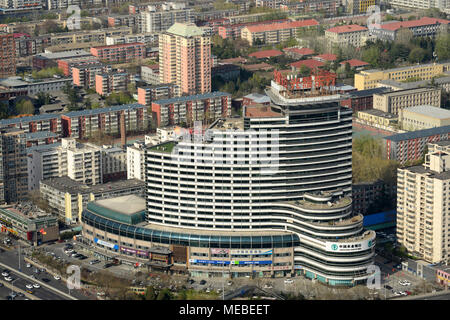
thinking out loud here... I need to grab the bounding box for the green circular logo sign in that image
[331,244,338,251]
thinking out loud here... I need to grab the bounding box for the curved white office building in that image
[145,71,375,285]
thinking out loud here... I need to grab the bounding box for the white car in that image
[393,291,402,296]
[227,281,232,286]
[1,271,9,277]
[54,275,61,280]
[26,284,33,289]
[398,291,408,296]
[26,263,31,268]
[264,284,273,289]
[33,283,40,289]
[399,280,411,286]
[4,276,12,282]
[284,279,294,284]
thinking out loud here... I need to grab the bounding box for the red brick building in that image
[90,43,146,63]
[0,34,16,78]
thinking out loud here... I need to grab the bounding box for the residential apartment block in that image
[61,104,148,139]
[141,64,160,85]
[373,87,441,115]
[279,0,338,16]
[105,33,160,47]
[100,145,127,182]
[90,43,146,63]
[0,128,27,204]
[371,17,450,41]
[354,62,450,90]
[159,23,211,95]
[325,24,369,48]
[0,33,16,78]
[387,0,450,14]
[340,87,391,113]
[217,19,289,40]
[137,83,181,106]
[0,114,61,135]
[72,62,112,89]
[344,0,377,14]
[384,125,450,164]
[95,72,131,96]
[40,176,144,224]
[47,27,133,47]
[139,6,194,33]
[126,141,146,181]
[396,147,450,263]
[151,91,231,127]
[32,50,93,71]
[240,19,319,45]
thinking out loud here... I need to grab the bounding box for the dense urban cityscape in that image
[0,0,448,307]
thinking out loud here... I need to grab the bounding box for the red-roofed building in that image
[372,17,450,41]
[313,53,337,62]
[218,19,289,40]
[283,47,315,59]
[241,19,319,45]
[325,24,369,48]
[340,59,369,70]
[248,49,283,59]
[290,59,324,70]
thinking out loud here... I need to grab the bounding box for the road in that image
[0,240,88,300]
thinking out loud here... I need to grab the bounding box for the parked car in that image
[54,275,61,280]
[284,279,294,284]
[89,259,101,265]
[42,278,50,283]
[33,283,40,289]
[26,290,33,294]
[4,276,13,282]
[26,263,31,268]
[1,271,9,277]
[384,285,393,290]
[199,280,207,285]
[227,281,232,286]
[26,284,33,289]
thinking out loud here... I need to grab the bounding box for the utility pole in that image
[18,244,21,272]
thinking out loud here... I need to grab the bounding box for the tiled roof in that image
[381,17,450,31]
[326,24,368,34]
[340,59,369,67]
[284,47,314,55]
[245,19,318,33]
[248,49,283,59]
[290,59,324,69]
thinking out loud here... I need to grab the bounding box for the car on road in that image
[227,281,232,286]
[42,278,50,283]
[54,275,61,280]
[4,276,12,282]
[10,292,17,298]
[78,255,88,260]
[384,285,393,290]
[284,279,294,284]
[39,268,46,272]
[26,284,33,289]
[33,283,40,289]
[199,280,207,285]
[30,275,36,279]
[17,292,24,297]
[26,290,33,294]
[1,271,9,277]
[26,263,31,268]
[263,283,273,289]
[399,280,411,286]
[89,259,101,265]
[71,252,79,257]
[205,288,211,293]
[103,263,114,269]
[393,291,402,296]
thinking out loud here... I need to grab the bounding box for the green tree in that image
[436,33,450,61]
[16,100,35,115]
[156,288,173,300]
[408,47,427,63]
[144,286,157,300]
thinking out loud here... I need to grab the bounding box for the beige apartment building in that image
[397,145,450,264]
[373,87,441,115]
[354,62,450,90]
[159,22,211,95]
[240,19,318,45]
[48,27,133,46]
[325,24,369,48]
[400,105,450,131]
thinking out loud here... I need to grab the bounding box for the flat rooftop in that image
[404,165,450,180]
[402,105,450,119]
[245,105,282,118]
[95,195,145,215]
[360,109,397,119]
[41,176,145,195]
[211,118,244,131]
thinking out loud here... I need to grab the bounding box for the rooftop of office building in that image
[87,195,146,225]
[403,164,450,180]
[40,176,145,195]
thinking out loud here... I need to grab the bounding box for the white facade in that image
[99,145,127,177]
[127,142,146,181]
[139,7,193,33]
